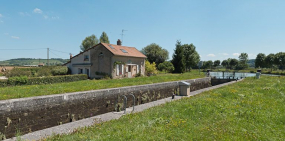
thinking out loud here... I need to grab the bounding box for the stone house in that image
[64,40,147,79]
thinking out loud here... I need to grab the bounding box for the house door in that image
[128,65,132,78]
[86,69,89,78]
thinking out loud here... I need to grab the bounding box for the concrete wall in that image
[211,78,236,86]
[0,77,210,138]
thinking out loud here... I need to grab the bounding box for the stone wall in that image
[211,78,236,86]
[0,77,211,139]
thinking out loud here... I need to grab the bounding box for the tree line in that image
[79,33,285,73]
[255,52,285,71]
[142,40,200,73]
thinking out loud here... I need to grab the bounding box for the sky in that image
[0,0,285,61]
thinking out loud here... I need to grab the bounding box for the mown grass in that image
[0,70,204,100]
[44,76,285,140]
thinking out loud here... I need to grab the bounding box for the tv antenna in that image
[121,29,127,43]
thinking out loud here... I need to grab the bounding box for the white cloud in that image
[207,54,216,57]
[51,16,59,20]
[11,36,20,39]
[221,53,229,56]
[4,33,9,35]
[248,53,256,58]
[33,8,43,14]
[44,15,49,19]
[0,14,2,17]
[19,12,31,17]
[233,53,240,56]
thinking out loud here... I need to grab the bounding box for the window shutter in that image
[126,65,128,72]
[121,64,124,75]
[137,65,139,73]
[116,64,119,76]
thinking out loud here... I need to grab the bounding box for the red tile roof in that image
[101,43,147,58]
[62,43,146,66]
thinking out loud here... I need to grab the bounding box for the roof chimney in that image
[70,53,73,59]
[117,39,122,46]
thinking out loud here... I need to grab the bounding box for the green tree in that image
[265,53,275,71]
[202,60,213,69]
[274,52,285,71]
[158,61,174,73]
[255,53,266,68]
[213,60,221,68]
[172,40,185,73]
[99,32,110,43]
[229,58,238,69]
[183,43,200,71]
[80,34,99,51]
[238,53,249,69]
[145,60,157,75]
[141,43,169,66]
[221,60,229,69]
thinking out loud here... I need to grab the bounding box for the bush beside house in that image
[0,74,87,87]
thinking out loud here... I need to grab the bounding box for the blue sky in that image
[0,0,285,61]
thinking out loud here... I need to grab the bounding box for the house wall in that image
[67,50,91,76]
[89,45,113,78]
[112,56,145,79]
[67,44,145,79]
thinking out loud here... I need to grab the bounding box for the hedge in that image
[0,74,87,87]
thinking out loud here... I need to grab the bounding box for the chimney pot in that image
[117,39,122,46]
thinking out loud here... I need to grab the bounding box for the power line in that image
[49,49,70,54]
[49,50,63,58]
[0,48,46,50]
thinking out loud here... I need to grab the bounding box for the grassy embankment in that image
[0,70,204,100]
[45,76,285,140]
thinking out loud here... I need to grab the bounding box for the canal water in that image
[209,72,256,79]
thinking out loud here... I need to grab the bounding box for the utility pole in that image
[121,29,127,44]
[47,48,49,66]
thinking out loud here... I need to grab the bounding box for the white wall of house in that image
[67,50,91,76]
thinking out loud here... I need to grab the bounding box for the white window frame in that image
[116,64,119,76]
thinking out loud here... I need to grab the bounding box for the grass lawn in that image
[0,70,204,100]
[44,76,285,140]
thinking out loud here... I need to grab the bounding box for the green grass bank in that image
[0,71,204,100]
[45,76,285,140]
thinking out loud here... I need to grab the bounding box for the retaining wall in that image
[0,77,211,138]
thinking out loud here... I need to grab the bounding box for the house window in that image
[116,64,119,76]
[137,65,139,73]
[108,45,115,49]
[120,49,128,53]
[116,64,124,76]
[84,55,89,61]
[78,68,83,74]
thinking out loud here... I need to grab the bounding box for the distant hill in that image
[0,58,69,66]
[247,59,255,68]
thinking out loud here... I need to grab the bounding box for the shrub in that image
[0,80,7,87]
[95,71,111,79]
[158,61,174,73]
[145,60,157,75]
[0,74,88,87]
[37,68,52,77]
[7,76,28,85]
[51,66,68,75]
[5,68,31,77]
